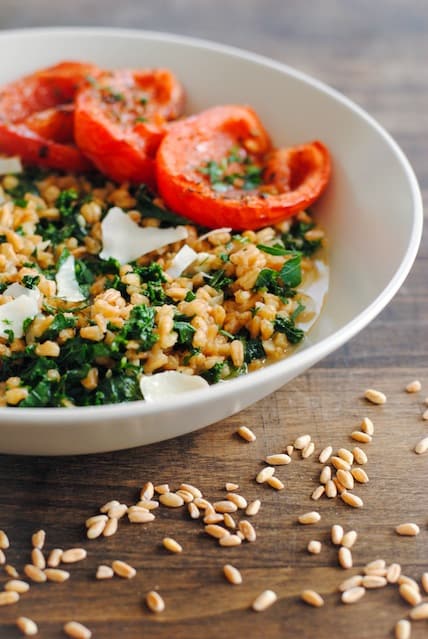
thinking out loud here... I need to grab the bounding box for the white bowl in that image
[0,28,422,455]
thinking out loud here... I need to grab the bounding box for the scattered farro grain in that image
[399,575,420,590]
[86,515,108,528]
[163,537,182,553]
[175,490,194,504]
[5,580,30,593]
[112,560,136,579]
[339,575,363,592]
[319,446,333,464]
[386,563,402,583]
[361,417,374,436]
[0,550,6,564]
[16,616,38,636]
[351,468,369,483]
[338,547,353,569]
[31,530,45,550]
[223,564,242,585]
[267,476,285,490]
[108,503,128,519]
[336,469,354,490]
[351,431,372,443]
[227,493,247,509]
[44,569,70,583]
[5,565,19,578]
[100,500,120,514]
[338,448,354,465]
[237,426,256,442]
[47,549,63,568]
[409,602,428,620]
[96,565,114,580]
[311,485,325,501]
[286,445,294,456]
[353,447,368,465]
[406,380,421,393]
[194,498,212,510]
[214,500,238,513]
[341,530,358,549]
[307,540,322,554]
[205,524,230,539]
[265,454,291,465]
[331,456,351,471]
[325,480,337,498]
[362,575,387,589]
[395,619,411,639]
[364,559,386,575]
[0,591,19,605]
[63,621,92,639]
[179,483,202,499]
[302,441,315,459]
[24,565,46,583]
[128,508,156,524]
[298,511,321,525]
[399,583,422,606]
[414,436,428,454]
[423,408,428,420]
[320,466,331,484]
[31,548,45,569]
[341,586,366,604]
[301,589,324,607]
[61,548,87,564]
[239,520,256,542]
[0,530,10,549]
[252,589,277,612]
[256,466,275,484]
[140,482,154,501]
[146,590,165,613]
[422,572,428,593]
[341,492,363,508]
[87,519,106,539]
[225,482,239,491]
[154,484,170,495]
[188,502,200,519]
[396,523,420,536]
[159,492,184,508]
[364,389,387,405]
[219,534,242,547]
[294,434,311,450]
[136,500,159,511]
[223,513,236,529]
[203,512,224,525]
[334,477,347,494]
[246,499,261,516]
[103,518,118,537]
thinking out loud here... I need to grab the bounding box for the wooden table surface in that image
[0,2,427,638]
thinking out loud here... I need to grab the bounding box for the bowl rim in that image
[0,26,423,423]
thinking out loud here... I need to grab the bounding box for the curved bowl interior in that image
[0,28,422,455]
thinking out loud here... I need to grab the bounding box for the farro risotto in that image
[0,61,330,407]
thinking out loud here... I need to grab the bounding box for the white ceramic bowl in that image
[0,28,422,455]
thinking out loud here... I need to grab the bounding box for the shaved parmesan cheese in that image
[55,255,86,302]
[166,245,198,279]
[0,295,39,338]
[140,371,209,401]
[198,227,232,241]
[100,207,188,264]
[4,283,40,302]
[0,156,23,175]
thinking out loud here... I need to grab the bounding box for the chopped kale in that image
[39,313,76,342]
[132,262,167,305]
[173,319,196,346]
[243,338,265,363]
[3,165,46,199]
[274,314,305,344]
[209,269,233,291]
[113,304,157,351]
[36,188,86,245]
[282,215,322,256]
[133,184,191,226]
[257,243,294,256]
[20,380,52,407]
[280,254,302,288]
[255,254,301,299]
[22,274,40,289]
[201,361,226,384]
[184,290,196,302]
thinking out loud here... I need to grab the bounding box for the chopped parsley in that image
[255,253,301,299]
[282,214,322,256]
[36,188,87,245]
[22,274,40,289]
[198,146,263,192]
[208,269,233,291]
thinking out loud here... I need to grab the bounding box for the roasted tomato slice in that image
[0,61,98,171]
[74,68,185,185]
[156,105,331,230]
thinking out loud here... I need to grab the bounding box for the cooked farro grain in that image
[5,579,30,593]
[386,563,402,584]
[406,380,421,393]
[341,530,358,549]
[16,616,38,636]
[265,454,291,465]
[163,537,183,553]
[298,511,321,525]
[0,591,20,605]
[338,547,353,569]
[223,564,242,585]
[112,560,136,579]
[341,492,363,508]
[237,426,256,442]
[395,523,420,536]
[31,530,46,550]
[96,565,114,580]
[301,589,324,607]
[364,389,387,405]
[256,466,275,484]
[246,499,261,516]
[319,446,333,464]
[61,548,87,563]
[311,485,325,501]
[23,564,46,583]
[252,589,277,612]
[44,569,70,583]
[395,620,411,639]
[267,476,284,490]
[341,586,365,604]
[307,540,322,554]
[47,549,63,568]
[399,583,422,606]
[146,590,165,613]
[63,621,92,639]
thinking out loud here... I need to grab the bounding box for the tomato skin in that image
[74,68,185,184]
[156,105,331,230]
[0,61,98,171]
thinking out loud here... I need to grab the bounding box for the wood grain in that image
[0,1,427,637]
